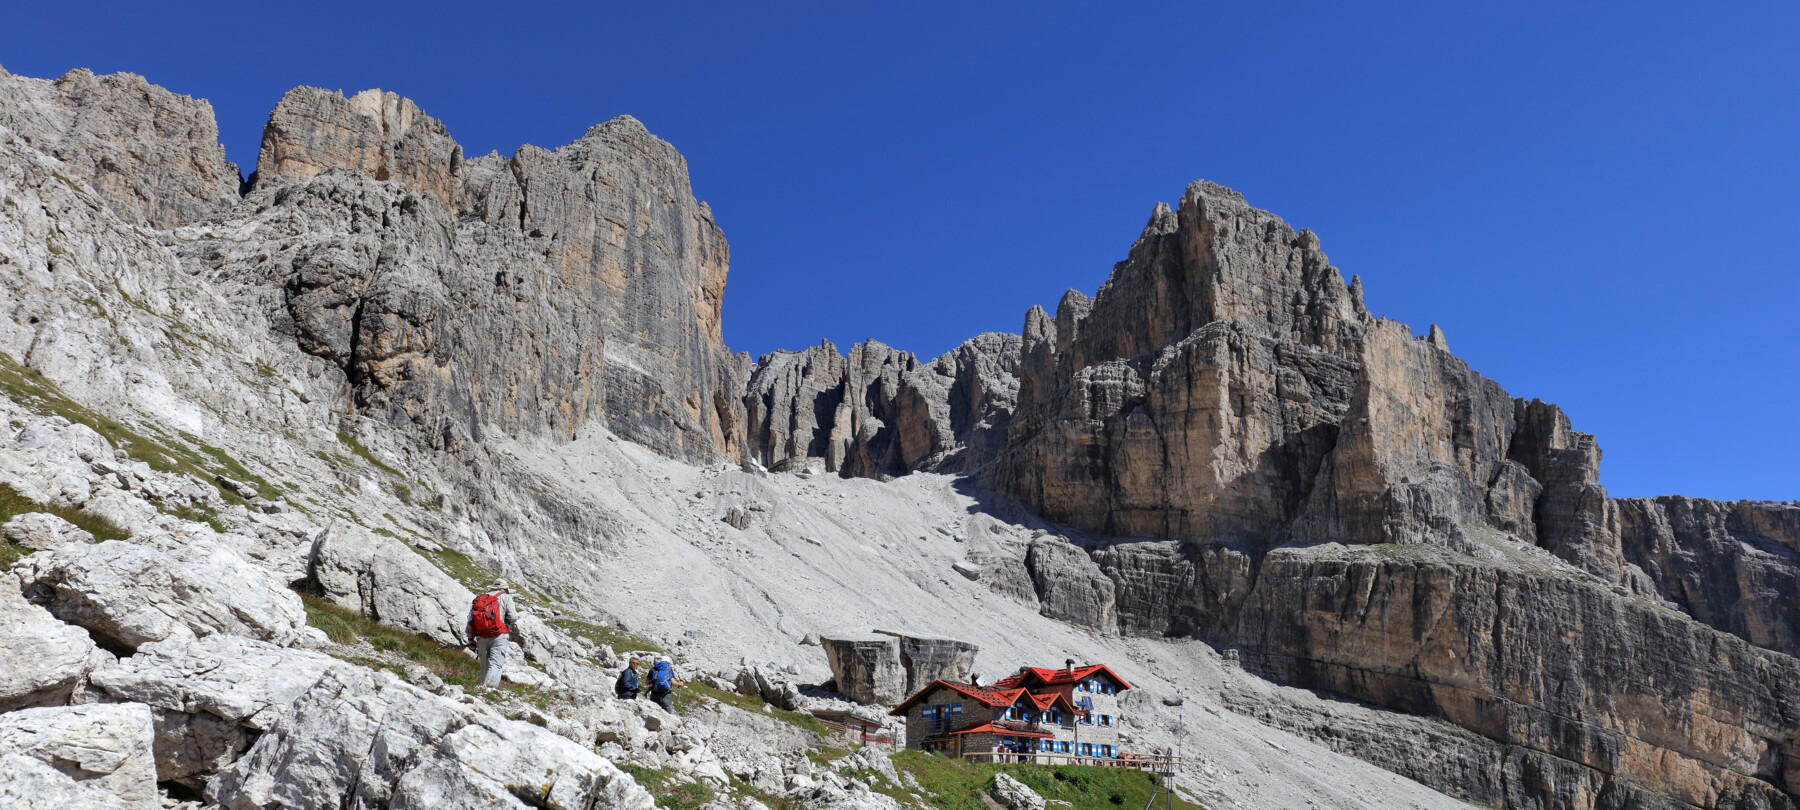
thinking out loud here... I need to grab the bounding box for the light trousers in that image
[476,634,509,688]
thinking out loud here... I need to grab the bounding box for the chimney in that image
[1065,659,1075,672]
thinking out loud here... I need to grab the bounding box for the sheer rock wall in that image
[195,88,747,461]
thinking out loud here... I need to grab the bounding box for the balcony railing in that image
[961,752,1184,772]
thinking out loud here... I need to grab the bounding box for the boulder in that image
[820,635,906,705]
[891,633,979,693]
[2,511,94,552]
[207,666,654,810]
[0,578,110,711]
[18,537,307,650]
[306,524,473,646]
[86,634,344,786]
[736,663,806,711]
[510,611,585,664]
[0,702,158,809]
[991,772,1047,810]
[0,752,138,810]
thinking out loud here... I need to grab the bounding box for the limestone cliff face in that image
[1618,497,1800,658]
[0,67,241,228]
[741,332,1019,477]
[252,87,463,206]
[208,88,745,461]
[963,181,1800,808]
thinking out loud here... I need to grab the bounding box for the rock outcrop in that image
[199,88,744,462]
[888,633,979,692]
[820,635,907,705]
[87,635,344,787]
[743,332,1020,477]
[0,752,140,810]
[16,536,308,650]
[1617,497,1800,658]
[252,87,463,205]
[208,667,655,810]
[991,772,1048,810]
[822,632,979,702]
[0,703,159,809]
[0,578,109,711]
[0,67,241,228]
[307,524,473,646]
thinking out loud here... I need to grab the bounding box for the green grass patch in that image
[672,682,833,737]
[337,431,403,477]
[0,351,270,508]
[414,543,495,591]
[163,503,226,534]
[0,482,129,568]
[300,593,480,686]
[50,171,87,195]
[545,615,664,655]
[888,750,1205,810]
[616,764,718,810]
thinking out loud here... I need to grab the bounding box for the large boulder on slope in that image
[307,525,585,661]
[991,772,1048,810]
[307,524,473,646]
[2,511,94,553]
[86,634,344,786]
[208,666,654,810]
[16,536,307,650]
[0,753,138,810]
[0,578,111,711]
[820,635,907,705]
[0,703,159,809]
[891,633,979,693]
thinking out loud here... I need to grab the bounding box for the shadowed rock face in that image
[1618,497,1800,658]
[0,67,241,228]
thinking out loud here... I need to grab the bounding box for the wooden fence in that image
[960,751,1183,771]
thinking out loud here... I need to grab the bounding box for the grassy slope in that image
[885,750,1207,810]
[0,481,128,568]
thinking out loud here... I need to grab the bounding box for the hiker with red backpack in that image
[465,580,518,690]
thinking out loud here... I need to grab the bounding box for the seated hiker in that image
[649,657,682,711]
[615,656,641,699]
[464,579,518,690]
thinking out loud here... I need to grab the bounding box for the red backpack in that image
[469,593,509,638]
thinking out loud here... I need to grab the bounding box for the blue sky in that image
[4,2,1795,500]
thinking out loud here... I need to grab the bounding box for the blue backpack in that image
[651,661,674,693]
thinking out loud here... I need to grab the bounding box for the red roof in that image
[992,664,1133,691]
[888,679,1085,716]
[890,680,1015,715]
[946,722,1054,739]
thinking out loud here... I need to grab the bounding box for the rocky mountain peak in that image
[0,67,240,228]
[253,85,465,206]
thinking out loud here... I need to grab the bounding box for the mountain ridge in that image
[0,65,1794,810]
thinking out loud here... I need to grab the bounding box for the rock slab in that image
[0,702,159,809]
